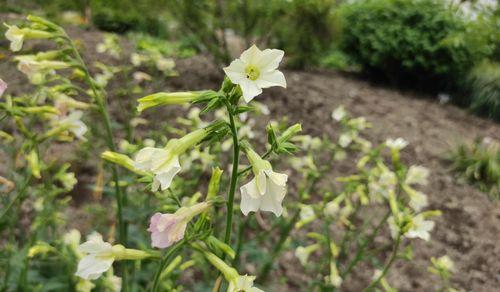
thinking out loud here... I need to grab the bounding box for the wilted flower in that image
[0,78,7,97]
[405,165,430,186]
[4,24,53,52]
[134,127,211,191]
[240,147,288,217]
[148,202,211,249]
[75,233,152,280]
[385,137,409,151]
[224,45,286,103]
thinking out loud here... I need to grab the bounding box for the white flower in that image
[388,214,435,241]
[0,78,7,97]
[295,244,319,266]
[75,234,115,280]
[240,148,288,217]
[51,110,88,141]
[134,147,181,191]
[5,25,24,51]
[75,233,152,280]
[324,201,340,217]
[332,106,347,121]
[385,137,409,151]
[17,59,69,79]
[133,128,209,191]
[338,133,354,148]
[406,214,435,241]
[228,275,264,292]
[4,24,52,52]
[405,165,430,186]
[409,190,429,212]
[224,45,286,103]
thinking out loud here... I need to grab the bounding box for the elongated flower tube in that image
[137,91,201,112]
[0,78,7,97]
[75,233,153,280]
[134,125,219,191]
[17,59,70,79]
[148,201,211,248]
[202,250,263,292]
[223,44,286,103]
[4,24,53,52]
[240,146,288,217]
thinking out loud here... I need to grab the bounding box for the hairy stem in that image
[363,233,402,291]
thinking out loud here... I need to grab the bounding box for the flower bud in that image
[137,92,200,112]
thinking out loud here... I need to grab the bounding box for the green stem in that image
[0,176,31,222]
[363,234,402,291]
[151,240,186,292]
[223,102,240,248]
[341,210,391,278]
[63,34,128,288]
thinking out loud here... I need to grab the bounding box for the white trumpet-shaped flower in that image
[223,45,286,103]
[75,233,153,280]
[4,24,53,52]
[134,128,209,191]
[75,234,115,280]
[240,147,288,217]
[405,165,430,186]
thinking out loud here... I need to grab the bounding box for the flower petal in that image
[240,186,262,216]
[256,49,284,72]
[255,70,286,89]
[156,158,181,190]
[223,59,247,85]
[264,170,288,187]
[239,79,262,103]
[239,44,261,64]
[240,178,260,199]
[256,171,267,196]
[260,180,286,216]
[75,255,114,280]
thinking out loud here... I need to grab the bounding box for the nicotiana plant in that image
[0,15,454,292]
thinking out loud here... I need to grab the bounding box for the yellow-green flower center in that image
[245,65,260,81]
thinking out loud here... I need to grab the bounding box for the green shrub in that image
[271,0,339,68]
[340,0,492,91]
[466,61,500,121]
[449,138,500,199]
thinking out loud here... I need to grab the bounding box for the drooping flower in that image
[148,202,211,249]
[4,24,53,52]
[134,127,211,191]
[240,147,288,217]
[385,137,409,151]
[0,78,7,97]
[75,233,153,280]
[223,45,286,103]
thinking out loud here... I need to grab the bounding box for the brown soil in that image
[1,21,499,291]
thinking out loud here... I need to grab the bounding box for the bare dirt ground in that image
[1,21,499,291]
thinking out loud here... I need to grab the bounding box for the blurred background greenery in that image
[1,0,499,120]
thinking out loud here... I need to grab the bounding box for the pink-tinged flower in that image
[148,202,211,249]
[0,78,7,97]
